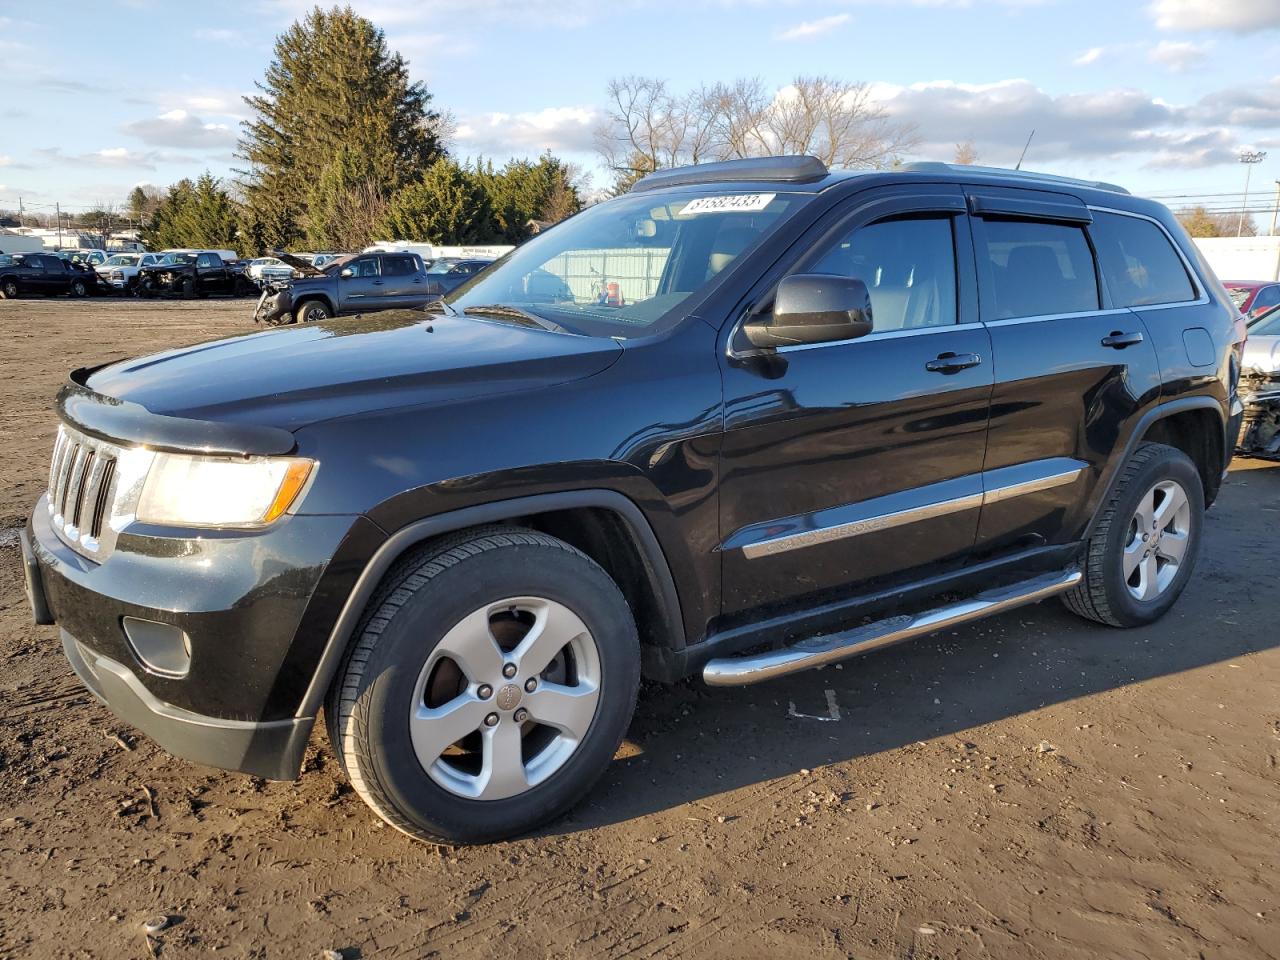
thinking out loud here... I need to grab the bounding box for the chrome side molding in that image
[702,568,1082,686]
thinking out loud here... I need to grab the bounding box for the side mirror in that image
[339,267,354,278]
[742,274,873,350]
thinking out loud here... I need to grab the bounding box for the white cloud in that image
[455,106,599,156]
[1147,40,1207,71]
[1073,46,1105,66]
[1149,0,1280,32]
[0,155,10,167]
[777,13,851,41]
[121,109,238,149]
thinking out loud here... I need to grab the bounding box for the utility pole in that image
[1271,180,1280,237]
[1238,150,1267,237]
[55,202,62,249]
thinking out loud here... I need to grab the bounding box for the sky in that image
[3,0,1280,220]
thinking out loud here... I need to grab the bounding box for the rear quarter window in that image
[979,219,1100,320]
[1088,212,1196,307]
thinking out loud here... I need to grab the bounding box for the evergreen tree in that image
[237,6,443,248]
[142,174,240,253]
[380,158,492,244]
[476,153,583,243]
[305,146,387,250]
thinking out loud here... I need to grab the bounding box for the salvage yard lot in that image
[1,298,1277,959]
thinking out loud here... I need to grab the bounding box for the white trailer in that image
[0,231,45,254]
[1193,236,1280,282]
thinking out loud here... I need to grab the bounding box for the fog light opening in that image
[121,617,192,678]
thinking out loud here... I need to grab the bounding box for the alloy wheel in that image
[1122,478,1191,602]
[409,596,601,801]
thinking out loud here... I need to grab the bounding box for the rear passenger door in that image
[380,254,424,305]
[968,188,1163,554]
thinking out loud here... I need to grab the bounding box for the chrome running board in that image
[702,568,1082,687]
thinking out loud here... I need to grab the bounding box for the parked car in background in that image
[0,252,98,298]
[137,250,252,298]
[96,252,167,293]
[1238,304,1280,458]
[246,257,297,284]
[425,257,494,294]
[22,157,1243,845]
[254,250,435,324]
[66,250,108,268]
[1225,281,1280,319]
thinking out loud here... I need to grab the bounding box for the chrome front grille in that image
[47,425,122,558]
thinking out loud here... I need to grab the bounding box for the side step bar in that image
[702,568,1082,687]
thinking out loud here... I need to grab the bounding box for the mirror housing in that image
[339,267,354,278]
[743,274,873,350]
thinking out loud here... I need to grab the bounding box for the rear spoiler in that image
[58,366,297,458]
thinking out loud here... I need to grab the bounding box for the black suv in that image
[22,157,1244,844]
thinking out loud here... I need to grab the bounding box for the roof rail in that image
[898,161,1131,195]
[630,155,829,193]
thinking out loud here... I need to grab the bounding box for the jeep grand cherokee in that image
[22,156,1245,844]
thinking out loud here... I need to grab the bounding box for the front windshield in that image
[321,255,354,275]
[446,188,811,338]
[158,253,195,265]
[427,259,458,274]
[1251,306,1280,336]
[105,255,138,266]
[0,254,26,267]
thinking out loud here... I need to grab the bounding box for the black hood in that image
[85,310,622,432]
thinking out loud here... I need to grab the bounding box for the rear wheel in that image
[326,528,640,844]
[70,278,87,298]
[1063,442,1204,627]
[0,279,18,300]
[295,300,330,323]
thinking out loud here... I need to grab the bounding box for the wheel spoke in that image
[435,607,505,681]
[477,720,528,800]
[1122,533,1145,579]
[1133,487,1156,532]
[1157,529,1189,565]
[513,601,591,678]
[1153,483,1188,532]
[1136,554,1160,601]
[524,681,599,742]
[410,694,488,771]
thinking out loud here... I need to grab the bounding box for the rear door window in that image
[382,255,416,277]
[1088,212,1195,307]
[979,219,1100,320]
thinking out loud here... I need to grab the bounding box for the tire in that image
[180,278,195,299]
[70,279,87,298]
[0,279,18,300]
[1062,442,1204,628]
[295,300,330,323]
[326,527,640,844]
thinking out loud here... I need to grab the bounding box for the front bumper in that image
[254,287,293,324]
[25,496,367,779]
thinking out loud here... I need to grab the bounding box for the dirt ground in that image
[1,298,1277,960]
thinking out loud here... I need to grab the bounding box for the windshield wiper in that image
[462,304,571,334]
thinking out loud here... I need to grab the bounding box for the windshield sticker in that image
[679,193,776,216]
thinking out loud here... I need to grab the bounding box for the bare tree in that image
[953,141,979,165]
[597,74,918,189]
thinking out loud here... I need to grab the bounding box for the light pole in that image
[1238,150,1267,237]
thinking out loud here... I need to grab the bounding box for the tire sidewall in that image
[1097,448,1204,625]
[351,542,639,842]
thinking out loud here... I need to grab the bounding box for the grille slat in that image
[45,426,121,559]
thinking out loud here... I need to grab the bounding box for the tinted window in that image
[981,219,1099,320]
[382,255,416,277]
[811,215,958,331]
[196,254,215,268]
[24,256,44,272]
[1251,285,1280,310]
[1089,212,1195,307]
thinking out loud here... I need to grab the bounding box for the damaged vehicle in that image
[137,250,253,299]
[1238,305,1280,458]
[253,250,438,325]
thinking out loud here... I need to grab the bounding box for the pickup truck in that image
[0,252,100,298]
[136,250,252,298]
[254,250,436,324]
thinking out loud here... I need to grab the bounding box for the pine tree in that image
[238,6,443,249]
[380,158,492,244]
[141,174,240,252]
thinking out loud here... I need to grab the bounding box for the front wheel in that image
[326,528,640,844]
[294,300,330,323]
[70,278,87,298]
[180,278,195,299]
[0,279,18,299]
[1062,442,1204,627]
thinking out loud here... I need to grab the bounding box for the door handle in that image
[372,280,384,286]
[1101,330,1144,349]
[925,352,983,373]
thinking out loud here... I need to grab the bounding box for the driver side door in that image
[338,255,384,309]
[717,186,994,624]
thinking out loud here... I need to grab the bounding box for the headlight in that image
[135,453,315,528]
